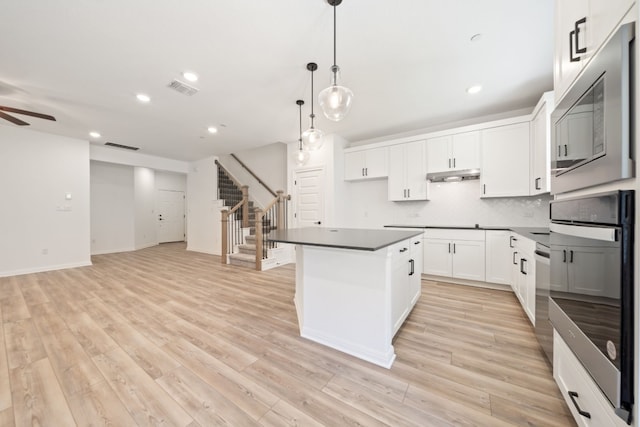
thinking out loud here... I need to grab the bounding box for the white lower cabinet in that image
[554,330,627,426]
[391,235,423,335]
[510,234,536,325]
[485,230,512,285]
[423,229,485,282]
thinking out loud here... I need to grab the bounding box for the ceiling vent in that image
[105,142,139,151]
[168,79,199,96]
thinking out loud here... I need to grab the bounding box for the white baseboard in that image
[91,247,136,256]
[0,260,93,278]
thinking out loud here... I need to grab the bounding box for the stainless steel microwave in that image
[551,22,635,194]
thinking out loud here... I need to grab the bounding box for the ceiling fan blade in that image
[0,106,56,121]
[0,111,29,126]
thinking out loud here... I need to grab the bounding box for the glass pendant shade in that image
[302,127,324,151]
[319,66,353,121]
[293,145,310,165]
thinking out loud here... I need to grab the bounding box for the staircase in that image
[217,163,289,270]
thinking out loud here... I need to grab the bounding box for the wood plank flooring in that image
[0,243,575,426]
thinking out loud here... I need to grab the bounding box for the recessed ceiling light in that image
[89,131,101,138]
[136,93,151,103]
[182,72,198,82]
[466,85,483,94]
[470,33,483,42]
[207,126,218,134]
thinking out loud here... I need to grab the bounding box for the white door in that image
[157,190,185,243]
[294,168,324,227]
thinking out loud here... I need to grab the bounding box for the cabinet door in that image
[525,256,536,325]
[481,122,531,198]
[364,147,388,179]
[423,239,452,277]
[485,230,512,285]
[531,101,550,195]
[344,151,366,181]
[387,144,406,201]
[405,140,427,201]
[409,237,423,306]
[451,131,480,171]
[391,249,410,335]
[554,0,589,101]
[451,240,485,281]
[426,136,451,173]
[510,250,520,294]
[589,0,634,65]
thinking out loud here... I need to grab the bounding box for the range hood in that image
[426,169,481,182]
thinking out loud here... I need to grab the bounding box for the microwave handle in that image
[550,223,617,242]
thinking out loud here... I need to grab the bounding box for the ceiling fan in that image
[0,105,56,126]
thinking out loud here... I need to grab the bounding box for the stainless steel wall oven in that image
[549,190,634,423]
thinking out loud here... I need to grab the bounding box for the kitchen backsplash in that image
[341,179,552,228]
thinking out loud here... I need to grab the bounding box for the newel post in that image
[276,190,285,230]
[254,207,263,271]
[221,209,229,264]
[241,185,249,228]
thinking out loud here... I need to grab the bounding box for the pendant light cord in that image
[310,69,315,128]
[298,102,303,150]
[333,2,337,67]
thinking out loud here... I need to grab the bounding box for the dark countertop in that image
[384,225,550,246]
[267,227,423,251]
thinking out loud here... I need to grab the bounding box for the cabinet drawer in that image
[554,331,624,426]
[425,229,485,241]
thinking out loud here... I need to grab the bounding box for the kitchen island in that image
[268,227,423,368]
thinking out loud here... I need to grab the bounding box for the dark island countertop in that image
[268,227,423,251]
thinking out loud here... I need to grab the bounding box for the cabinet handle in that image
[365,167,368,176]
[407,188,410,198]
[483,184,486,194]
[574,18,587,54]
[448,243,451,253]
[513,251,518,265]
[453,243,456,254]
[509,236,517,248]
[569,17,587,62]
[409,259,414,276]
[362,168,365,176]
[453,158,456,168]
[403,189,406,198]
[414,240,421,245]
[569,250,574,263]
[448,158,451,168]
[535,177,541,190]
[568,391,591,419]
[558,145,562,157]
[520,258,527,275]
[400,247,408,253]
[564,144,568,156]
[562,249,567,263]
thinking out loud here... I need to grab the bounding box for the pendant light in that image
[301,62,324,151]
[293,100,310,166]
[318,0,354,122]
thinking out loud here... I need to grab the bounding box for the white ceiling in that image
[0,0,554,161]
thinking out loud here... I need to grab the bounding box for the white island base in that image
[292,234,421,368]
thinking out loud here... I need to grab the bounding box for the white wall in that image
[340,178,551,229]
[0,126,91,276]
[90,161,135,255]
[134,167,156,249]
[155,171,187,192]
[187,156,222,255]
[90,144,189,173]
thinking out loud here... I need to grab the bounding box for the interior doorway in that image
[293,167,325,227]
[157,190,185,243]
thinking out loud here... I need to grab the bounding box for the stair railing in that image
[254,190,289,270]
[220,185,249,264]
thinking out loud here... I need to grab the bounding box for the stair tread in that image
[228,253,255,261]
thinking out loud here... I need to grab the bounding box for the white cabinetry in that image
[510,234,536,325]
[426,131,480,173]
[554,330,628,426]
[423,229,485,282]
[344,146,388,180]
[485,230,513,285]
[388,141,428,201]
[530,92,554,195]
[391,235,423,335]
[554,0,634,102]
[480,122,530,198]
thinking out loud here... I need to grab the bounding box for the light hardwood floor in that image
[0,243,576,426]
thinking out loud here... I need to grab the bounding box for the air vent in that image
[168,79,199,96]
[105,142,139,151]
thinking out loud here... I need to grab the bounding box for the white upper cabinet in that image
[554,0,634,102]
[530,92,554,195]
[426,131,480,174]
[480,122,531,198]
[388,141,428,201]
[344,146,388,181]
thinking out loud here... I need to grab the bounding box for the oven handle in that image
[550,223,617,242]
